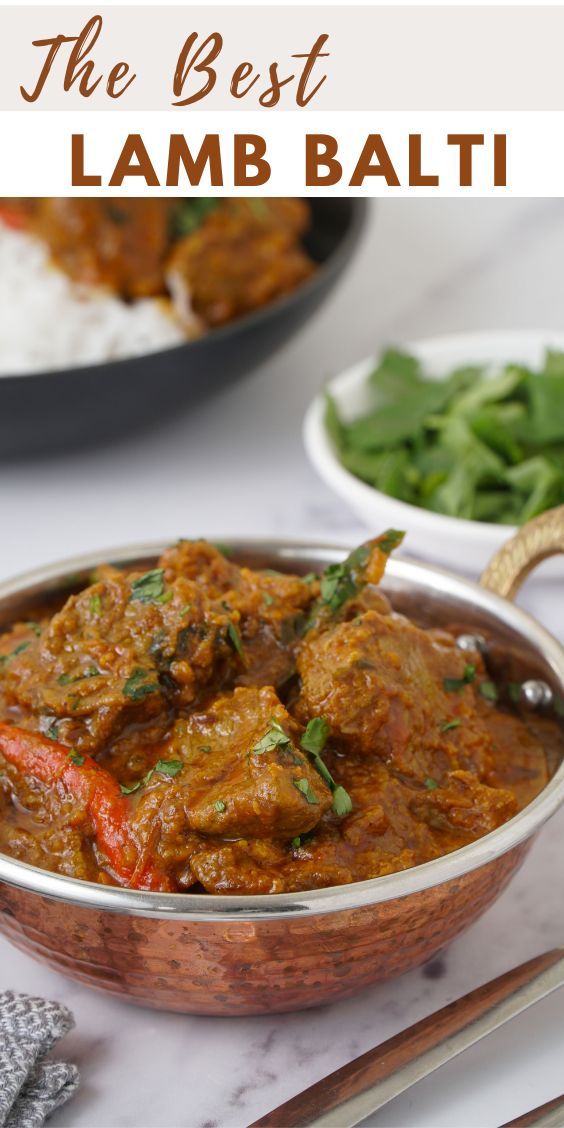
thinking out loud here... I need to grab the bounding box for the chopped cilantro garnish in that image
[24,621,42,637]
[129,569,166,605]
[156,590,173,606]
[262,592,274,606]
[302,573,317,585]
[479,680,499,702]
[155,759,183,777]
[440,718,461,732]
[253,719,290,755]
[214,799,226,813]
[89,594,102,615]
[11,641,30,657]
[180,604,193,616]
[301,717,331,757]
[46,720,59,740]
[227,621,245,659]
[425,777,439,790]
[300,717,353,817]
[332,786,353,816]
[58,666,100,687]
[68,750,85,766]
[290,836,302,849]
[199,744,212,753]
[123,668,160,701]
[444,664,476,693]
[120,759,183,795]
[293,778,319,805]
[508,682,522,704]
[377,529,406,555]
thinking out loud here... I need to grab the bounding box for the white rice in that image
[0,225,188,376]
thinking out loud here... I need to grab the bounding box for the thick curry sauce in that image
[0,536,560,895]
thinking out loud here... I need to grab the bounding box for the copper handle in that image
[480,506,564,601]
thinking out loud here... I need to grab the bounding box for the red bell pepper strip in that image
[0,204,28,231]
[0,724,172,892]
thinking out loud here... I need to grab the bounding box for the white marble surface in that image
[2,199,564,1128]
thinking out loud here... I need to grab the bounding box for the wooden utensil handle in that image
[249,949,564,1128]
[481,505,564,600]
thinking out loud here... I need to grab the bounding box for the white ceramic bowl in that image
[304,329,564,577]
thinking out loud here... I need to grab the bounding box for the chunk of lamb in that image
[131,686,332,871]
[3,566,230,754]
[159,540,317,689]
[296,608,495,780]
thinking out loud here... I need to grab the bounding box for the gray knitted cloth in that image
[0,993,79,1128]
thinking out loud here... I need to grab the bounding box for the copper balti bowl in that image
[1,512,564,1016]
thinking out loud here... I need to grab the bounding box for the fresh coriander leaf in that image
[68,750,85,766]
[377,529,405,555]
[46,721,59,740]
[227,621,245,659]
[293,778,319,805]
[253,719,291,755]
[129,569,166,605]
[290,836,302,849]
[155,759,183,777]
[440,718,461,732]
[508,682,522,703]
[11,641,30,657]
[180,604,193,616]
[302,573,317,584]
[172,198,217,238]
[120,769,154,795]
[479,680,499,702]
[332,786,353,816]
[156,590,173,606]
[425,777,439,790]
[214,799,226,813]
[300,717,330,756]
[199,744,212,753]
[89,594,102,615]
[123,668,160,701]
[24,621,42,637]
[444,664,476,692]
[262,592,274,606]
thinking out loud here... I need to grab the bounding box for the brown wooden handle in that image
[248,949,564,1128]
[480,506,564,601]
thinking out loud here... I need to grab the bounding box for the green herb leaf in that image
[377,529,406,555]
[479,680,499,702]
[262,592,274,606]
[172,198,218,238]
[444,664,476,693]
[214,799,226,813]
[199,744,212,753]
[57,666,100,687]
[89,594,102,615]
[46,721,59,740]
[120,769,154,795]
[332,785,353,816]
[440,718,461,732]
[300,717,331,757]
[302,573,317,585]
[290,836,302,849]
[253,719,291,755]
[156,590,173,606]
[155,759,183,777]
[68,750,85,766]
[227,621,245,658]
[508,682,522,703]
[425,777,439,790]
[180,604,193,616]
[24,621,42,637]
[293,778,319,805]
[129,569,166,605]
[123,668,160,701]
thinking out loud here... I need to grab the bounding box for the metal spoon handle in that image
[249,949,564,1128]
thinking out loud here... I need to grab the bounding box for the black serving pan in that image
[0,199,368,458]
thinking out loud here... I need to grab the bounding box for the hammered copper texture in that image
[0,842,531,1015]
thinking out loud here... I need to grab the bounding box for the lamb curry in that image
[0,535,560,895]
